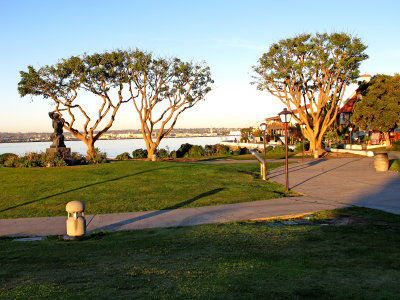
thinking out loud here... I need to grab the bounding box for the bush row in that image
[0,148,107,168]
[115,144,251,160]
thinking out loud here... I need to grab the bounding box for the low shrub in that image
[157,148,170,158]
[265,146,274,152]
[86,148,107,164]
[205,144,217,155]
[170,150,177,158]
[186,145,206,158]
[46,157,68,167]
[71,152,86,165]
[0,153,18,164]
[271,145,286,152]
[295,142,310,152]
[132,148,148,159]
[176,143,193,158]
[3,152,68,168]
[4,155,22,167]
[217,145,230,156]
[232,147,250,155]
[116,152,132,160]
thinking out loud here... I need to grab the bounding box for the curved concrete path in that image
[1,153,399,237]
[269,156,400,214]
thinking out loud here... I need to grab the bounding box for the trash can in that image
[66,201,86,237]
[374,152,389,172]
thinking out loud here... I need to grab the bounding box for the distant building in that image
[337,75,371,125]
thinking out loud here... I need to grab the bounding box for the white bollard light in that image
[66,201,86,237]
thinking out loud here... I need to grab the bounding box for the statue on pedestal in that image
[46,111,71,160]
[49,112,66,148]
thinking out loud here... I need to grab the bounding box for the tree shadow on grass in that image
[0,166,177,215]
[90,188,225,232]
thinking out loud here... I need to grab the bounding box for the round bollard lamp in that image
[66,200,86,237]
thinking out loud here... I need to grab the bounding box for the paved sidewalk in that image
[1,154,399,237]
[0,196,339,237]
[269,156,400,214]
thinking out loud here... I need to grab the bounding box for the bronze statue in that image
[49,112,66,148]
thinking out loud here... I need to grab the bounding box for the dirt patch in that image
[329,215,400,231]
[255,213,400,231]
[331,215,371,226]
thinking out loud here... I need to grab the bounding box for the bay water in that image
[0,136,233,158]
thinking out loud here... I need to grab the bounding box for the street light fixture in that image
[260,122,268,180]
[349,126,353,149]
[300,123,306,162]
[278,108,293,191]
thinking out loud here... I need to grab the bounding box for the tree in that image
[18,51,131,157]
[126,51,213,159]
[351,74,400,147]
[253,33,368,152]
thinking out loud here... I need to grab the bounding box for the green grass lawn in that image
[1,207,400,299]
[389,159,400,171]
[372,141,400,152]
[0,160,289,219]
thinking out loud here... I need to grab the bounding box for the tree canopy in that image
[253,32,368,152]
[351,74,400,147]
[18,50,131,157]
[18,49,213,159]
[126,51,213,158]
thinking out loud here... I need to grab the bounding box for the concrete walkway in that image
[1,153,399,237]
[269,156,400,214]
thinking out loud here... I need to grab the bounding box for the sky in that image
[1,0,399,132]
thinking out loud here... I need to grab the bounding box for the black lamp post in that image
[260,122,267,180]
[278,108,293,191]
[300,123,306,162]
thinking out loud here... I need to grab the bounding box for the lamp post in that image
[300,123,306,162]
[349,126,353,149]
[260,122,267,180]
[278,108,293,191]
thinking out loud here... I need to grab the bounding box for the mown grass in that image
[1,207,400,299]
[0,160,289,219]
[389,159,400,172]
[372,140,400,152]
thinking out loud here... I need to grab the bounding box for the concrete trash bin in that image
[66,201,86,237]
[374,152,389,172]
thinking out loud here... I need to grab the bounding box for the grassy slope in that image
[0,161,288,219]
[1,207,400,299]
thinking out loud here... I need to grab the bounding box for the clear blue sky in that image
[1,0,399,132]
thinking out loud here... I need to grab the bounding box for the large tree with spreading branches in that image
[18,49,212,160]
[126,50,213,159]
[253,32,368,152]
[18,50,131,158]
[351,74,400,147]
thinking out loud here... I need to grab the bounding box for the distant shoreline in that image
[0,135,232,144]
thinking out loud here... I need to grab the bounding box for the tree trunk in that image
[384,132,392,148]
[147,146,156,160]
[86,140,96,158]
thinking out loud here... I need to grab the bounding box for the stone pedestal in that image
[46,147,71,160]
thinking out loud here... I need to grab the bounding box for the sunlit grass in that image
[0,160,289,219]
[389,159,400,172]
